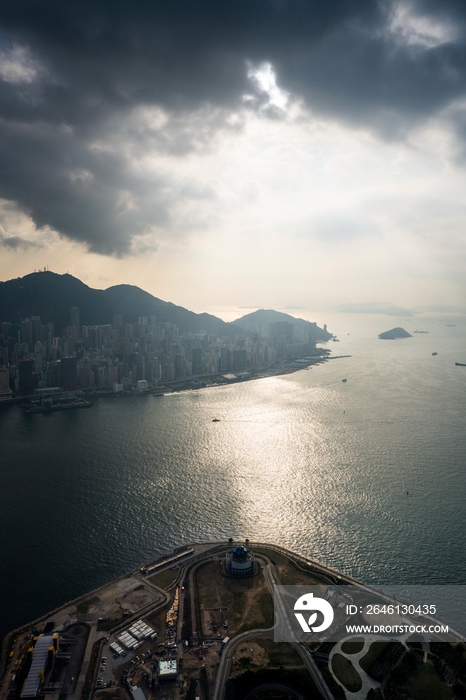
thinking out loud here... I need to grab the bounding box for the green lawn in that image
[359,641,388,672]
[148,568,178,590]
[252,548,293,568]
[408,664,454,700]
[252,547,326,585]
[341,638,365,654]
[332,653,362,692]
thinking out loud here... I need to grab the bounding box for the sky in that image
[1,0,466,317]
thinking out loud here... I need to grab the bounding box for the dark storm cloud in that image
[0,233,41,250]
[1,0,466,255]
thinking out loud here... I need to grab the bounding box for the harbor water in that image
[1,312,465,641]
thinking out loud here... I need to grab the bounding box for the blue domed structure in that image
[225,545,254,576]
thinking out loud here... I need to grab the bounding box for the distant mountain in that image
[232,308,331,339]
[331,302,415,316]
[0,272,236,336]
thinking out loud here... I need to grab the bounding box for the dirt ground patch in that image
[182,643,221,694]
[195,560,274,636]
[94,687,131,700]
[145,598,174,645]
[231,637,304,674]
[73,579,159,618]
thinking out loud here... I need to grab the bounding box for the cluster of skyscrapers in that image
[0,307,329,397]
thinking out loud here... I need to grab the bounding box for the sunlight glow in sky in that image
[1,1,466,313]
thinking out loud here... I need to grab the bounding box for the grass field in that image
[408,664,454,700]
[195,560,274,635]
[359,641,388,672]
[251,547,325,585]
[331,653,362,692]
[315,658,347,700]
[148,568,178,590]
[341,638,365,654]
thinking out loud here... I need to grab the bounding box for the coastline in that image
[72,349,351,399]
[3,541,464,700]
[0,540,355,659]
[0,347,352,406]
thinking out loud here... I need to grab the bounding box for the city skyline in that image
[0,272,332,397]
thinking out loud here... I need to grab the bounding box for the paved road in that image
[211,554,334,700]
[69,624,98,700]
[188,557,214,638]
[212,628,274,700]
[260,557,334,700]
[293,642,334,700]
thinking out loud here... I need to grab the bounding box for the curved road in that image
[211,554,334,700]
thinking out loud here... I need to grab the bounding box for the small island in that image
[378,327,413,340]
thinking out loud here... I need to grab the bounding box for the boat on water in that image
[153,392,164,397]
[455,362,466,367]
[212,418,221,422]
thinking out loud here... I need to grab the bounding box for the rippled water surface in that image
[1,312,465,639]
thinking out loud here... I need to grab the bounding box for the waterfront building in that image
[225,546,255,576]
[0,300,331,395]
[21,634,60,698]
[0,366,9,389]
[18,359,36,394]
[61,357,78,390]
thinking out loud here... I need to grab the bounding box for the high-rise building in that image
[70,307,80,327]
[18,359,35,394]
[191,348,203,375]
[0,366,10,390]
[61,357,78,390]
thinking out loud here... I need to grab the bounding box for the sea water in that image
[1,312,465,640]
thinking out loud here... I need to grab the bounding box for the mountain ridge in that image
[0,272,235,336]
